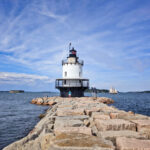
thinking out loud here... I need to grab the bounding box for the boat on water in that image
[109,87,118,94]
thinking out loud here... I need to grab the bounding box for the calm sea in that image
[0,92,150,149]
[0,92,58,150]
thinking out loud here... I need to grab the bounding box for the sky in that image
[0,0,150,92]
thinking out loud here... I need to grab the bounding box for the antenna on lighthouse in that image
[69,42,71,50]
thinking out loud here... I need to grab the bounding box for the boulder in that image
[50,133,115,150]
[84,119,90,126]
[54,119,84,128]
[98,130,145,145]
[96,97,114,104]
[92,112,110,120]
[54,127,92,136]
[55,115,89,121]
[131,120,150,132]
[95,119,136,131]
[31,98,37,104]
[56,108,85,116]
[36,98,44,105]
[116,137,150,150]
[48,101,57,106]
[110,112,148,121]
[85,107,101,115]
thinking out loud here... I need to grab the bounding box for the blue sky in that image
[0,0,150,92]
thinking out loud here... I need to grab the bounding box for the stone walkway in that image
[3,97,150,150]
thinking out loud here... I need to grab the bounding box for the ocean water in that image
[0,92,58,150]
[0,92,150,149]
[97,92,150,116]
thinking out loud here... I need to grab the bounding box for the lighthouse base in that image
[58,87,87,97]
[55,79,89,97]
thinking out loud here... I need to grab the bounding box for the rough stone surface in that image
[50,133,115,150]
[131,120,150,132]
[55,115,89,121]
[54,127,92,136]
[85,107,101,115]
[54,118,84,128]
[98,130,145,144]
[95,119,136,131]
[96,97,114,104]
[110,112,149,121]
[56,108,85,116]
[92,112,110,120]
[116,137,150,150]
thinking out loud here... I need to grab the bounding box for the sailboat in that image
[109,87,118,94]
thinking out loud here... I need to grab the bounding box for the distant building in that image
[55,45,89,97]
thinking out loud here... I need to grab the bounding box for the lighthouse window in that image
[64,80,66,84]
[65,71,67,77]
[79,72,81,77]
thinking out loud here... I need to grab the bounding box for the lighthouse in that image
[55,45,89,97]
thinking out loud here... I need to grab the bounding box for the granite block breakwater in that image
[3,96,150,150]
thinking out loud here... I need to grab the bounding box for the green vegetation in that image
[139,91,150,93]
[85,88,109,93]
[9,90,24,93]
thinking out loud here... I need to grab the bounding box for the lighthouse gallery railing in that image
[55,79,89,88]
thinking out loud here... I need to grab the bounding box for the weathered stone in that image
[116,137,150,150]
[128,111,134,115]
[38,113,46,119]
[58,104,73,108]
[55,115,89,121]
[54,127,92,136]
[36,98,44,105]
[134,114,149,120]
[56,108,85,116]
[89,118,95,128]
[96,97,114,104]
[91,126,99,136]
[51,133,115,150]
[99,106,120,114]
[40,133,54,150]
[84,119,90,126]
[95,119,136,131]
[109,112,148,121]
[31,98,37,104]
[92,112,110,120]
[85,107,100,115]
[131,120,150,132]
[98,130,145,145]
[54,119,84,128]
[48,101,57,106]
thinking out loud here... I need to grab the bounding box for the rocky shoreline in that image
[3,96,150,150]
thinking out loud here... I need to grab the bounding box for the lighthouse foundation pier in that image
[4,97,150,150]
[55,79,89,97]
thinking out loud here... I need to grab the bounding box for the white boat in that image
[109,87,118,94]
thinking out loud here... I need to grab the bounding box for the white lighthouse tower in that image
[55,45,89,97]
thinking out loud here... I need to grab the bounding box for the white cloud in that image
[0,72,53,84]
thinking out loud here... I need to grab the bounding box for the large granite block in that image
[116,137,150,150]
[131,120,150,132]
[95,119,136,131]
[54,127,92,136]
[56,108,85,116]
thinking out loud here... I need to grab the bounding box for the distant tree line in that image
[85,88,109,93]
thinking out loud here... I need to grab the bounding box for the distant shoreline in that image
[0,90,149,93]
